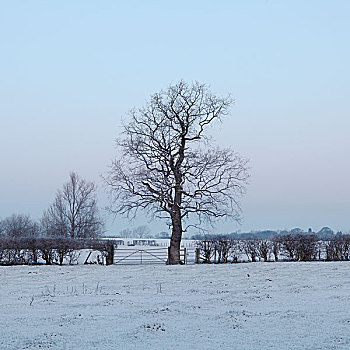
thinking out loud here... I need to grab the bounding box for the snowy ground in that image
[1,262,350,350]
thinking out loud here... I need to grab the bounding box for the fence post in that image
[184,248,187,265]
[195,248,200,264]
[106,242,114,265]
[167,247,171,264]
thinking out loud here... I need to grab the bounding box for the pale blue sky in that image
[1,1,349,235]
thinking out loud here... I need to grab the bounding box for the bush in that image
[196,234,350,263]
[0,237,116,265]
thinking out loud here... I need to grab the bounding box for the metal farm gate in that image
[114,247,187,265]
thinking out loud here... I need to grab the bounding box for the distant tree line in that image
[196,232,350,263]
[116,226,171,239]
[192,226,338,242]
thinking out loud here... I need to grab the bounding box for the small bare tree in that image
[279,234,298,260]
[1,214,39,238]
[133,225,151,238]
[119,228,132,238]
[196,238,216,263]
[295,234,318,261]
[256,240,272,262]
[272,237,281,261]
[43,172,103,239]
[106,81,249,264]
[212,235,234,263]
[325,235,350,261]
[240,240,259,262]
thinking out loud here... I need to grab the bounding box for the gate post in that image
[167,247,171,265]
[106,242,115,265]
[195,248,200,264]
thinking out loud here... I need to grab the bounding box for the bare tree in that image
[43,172,103,239]
[196,238,216,263]
[240,240,259,262]
[272,237,281,261]
[1,214,39,238]
[295,234,318,261]
[133,225,151,238]
[325,235,350,261]
[278,234,298,260]
[214,236,234,263]
[256,240,272,262]
[119,228,132,238]
[106,81,249,264]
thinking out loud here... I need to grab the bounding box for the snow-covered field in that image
[1,262,350,350]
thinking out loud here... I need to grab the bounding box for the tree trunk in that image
[168,209,182,265]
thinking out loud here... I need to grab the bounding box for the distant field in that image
[1,262,350,349]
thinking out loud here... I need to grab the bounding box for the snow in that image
[1,262,350,349]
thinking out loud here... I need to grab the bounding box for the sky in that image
[1,0,349,235]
